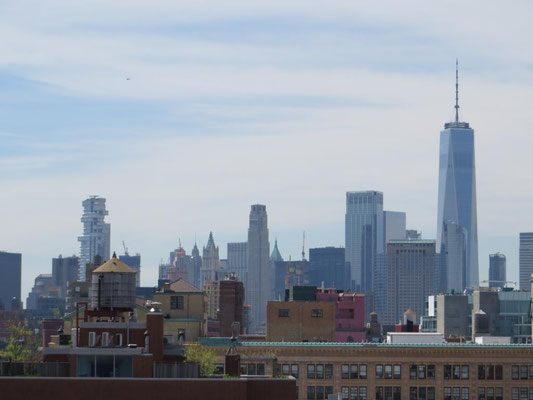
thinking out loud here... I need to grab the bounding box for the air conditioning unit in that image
[89,332,96,347]
[102,332,109,347]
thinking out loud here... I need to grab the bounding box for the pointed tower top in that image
[444,59,470,129]
[270,238,284,262]
[206,231,216,248]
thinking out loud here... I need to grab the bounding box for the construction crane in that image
[122,241,129,256]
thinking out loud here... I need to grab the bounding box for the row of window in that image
[409,387,436,400]
[278,309,324,318]
[341,386,368,400]
[443,365,470,380]
[375,386,401,400]
[307,364,333,379]
[376,365,401,380]
[341,364,368,379]
[443,387,470,400]
[281,363,299,378]
[511,387,533,400]
[410,365,436,380]
[477,365,504,380]
[512,365,533,380]
[306,386,333,400]
[478,387,504,400]
[239,363,265,376]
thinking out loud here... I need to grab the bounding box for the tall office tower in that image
[191,243,202,289]
[345,191,384,292]
[200,232,220,289]
[436,62,479,291]
[383,211,407,243]
[519,233,533,291]
[227,242,248,283]
[308,247,350,290]
[489,253,506,288]
[78,196,111,281]
[0,251,21,311]
[119,253,141,287]
[52,255,79,298]
[440,220,467,293]
[385,240,436,325]
[247,204,271,333]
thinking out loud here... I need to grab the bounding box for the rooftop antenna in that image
[455,58,460,123]
[122,240,129,256]
[178,237,182,249]
[302,231,306,261]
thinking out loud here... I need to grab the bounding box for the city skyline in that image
[1,2,532,301]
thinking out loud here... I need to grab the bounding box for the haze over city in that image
[1,1,532,302]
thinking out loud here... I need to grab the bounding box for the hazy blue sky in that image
[1,1,532,302]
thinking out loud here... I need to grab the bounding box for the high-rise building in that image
[519,233,533,291]
[439,220,467,293]
[200,232,220,289]
[0,251,21,311]
[383,211,406,243]
[308,247,350,291]
[191,243,202,289]
[436,62,479,291]
[78,196,110,281]
[52,255,79,298]
[384,240,436,325]
[227,242,248,283]
[119,253,141,287]
[247,204,271,333]
[345,191,384,292]
[489,253,506,289]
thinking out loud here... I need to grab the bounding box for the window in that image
[350,364,358,379]
[342,387,349,400]
[257,363,265,376]
[452,387,460,400]
[495,388,503,400]
[512,365,519,380]
[427,387,435,400]
[282,364,290,376]
[419,387,426,400]
[342,364,349,379]
[325,364,333,379]
[418,365,426,379]
[511,388,518,400]
[248,364,256,375]
[427,365,435,379]
[307,386,315,400]
[410,387,417,400]
[311,309,323,318]
[410,365,417,379]
[520,365,528,380]
[479,388,485,400]
[325,387,333,398]
[360,387,367,400]
[307,364,316,379]
[487,388,494,400]
[393,365,401,379]
[393,387,401,400]
[529,365,533,380]
[291,364,299,378]
[444,387,451,400]
[385,364,392,379]
[479,365,486,380]
[453,365,460,380]
[376,387,383,400]
[487,365,494,380]
[376,364,383,379]
[316,364,324,379]
[316,386,324,400]
[520,388,528,400]
[278,309,290,317]
[360,364,367,379]
[444,365,452,380]
[461,365,469,380]
[350,387,358,400]
[170,295,184,309]
[461,388,469,400]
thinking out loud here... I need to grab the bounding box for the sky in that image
[0,1,532,304]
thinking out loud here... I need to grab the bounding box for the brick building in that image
[201,338,533,400]
[219,274,245,336]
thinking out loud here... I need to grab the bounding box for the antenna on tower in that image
[178,237,182,249]
[122,240,129,256]
[302,231,306,261]
[455,58,460,123]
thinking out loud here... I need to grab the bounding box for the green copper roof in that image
[270,239,284,262]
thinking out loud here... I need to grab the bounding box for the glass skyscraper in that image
[436,63,479,291]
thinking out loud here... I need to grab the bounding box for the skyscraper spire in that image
[455,58,459,123]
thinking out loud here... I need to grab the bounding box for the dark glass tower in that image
[436,61,479,291]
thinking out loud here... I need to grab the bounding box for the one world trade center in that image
[436,61,479,292]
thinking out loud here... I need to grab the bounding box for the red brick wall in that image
[0,377,296,400]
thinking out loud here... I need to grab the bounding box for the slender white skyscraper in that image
[246,204,270,333]
[78,196,110,280]
[436,61,479,290]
